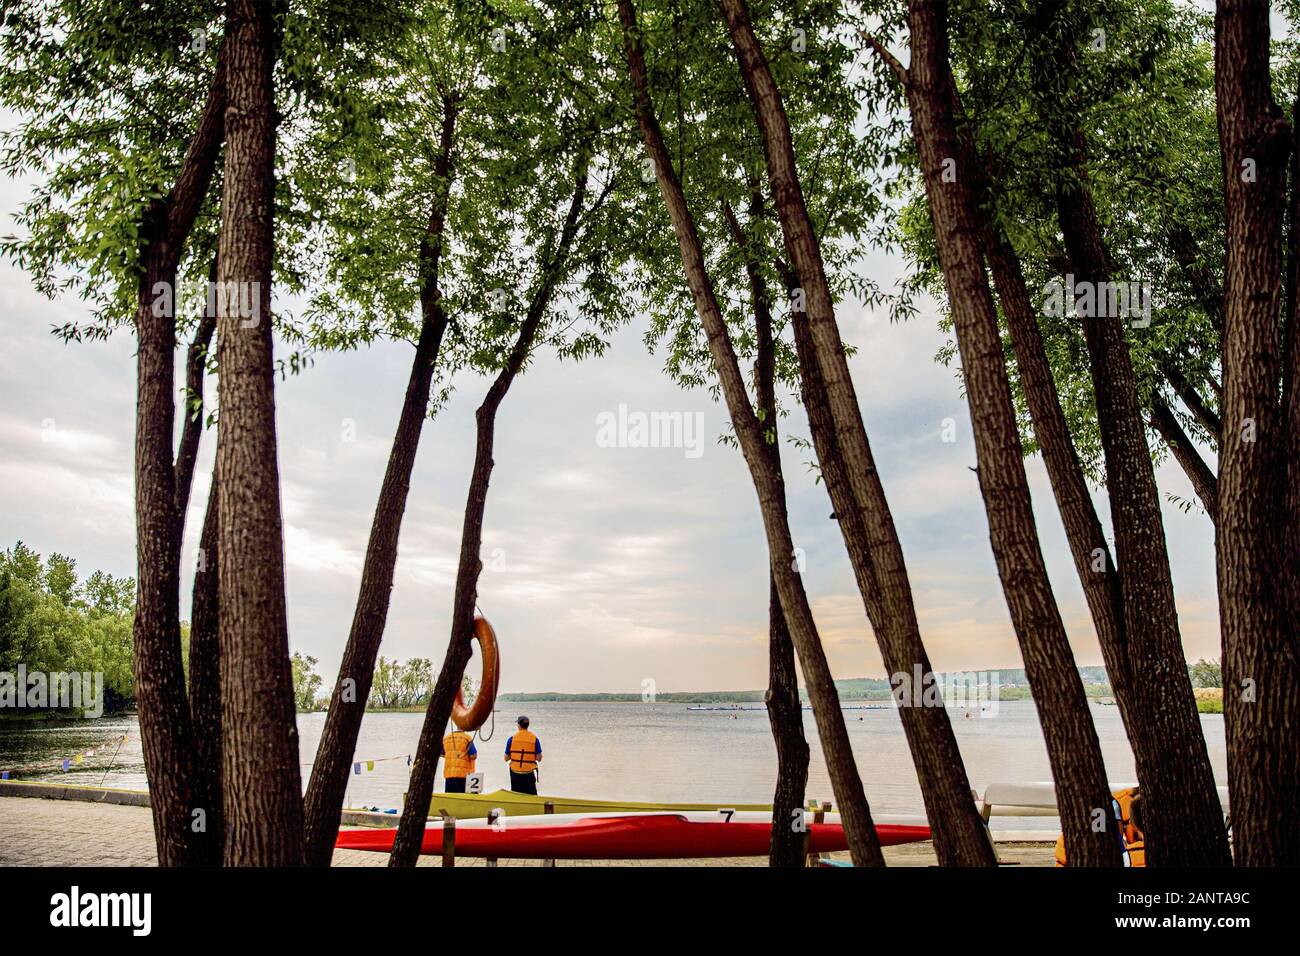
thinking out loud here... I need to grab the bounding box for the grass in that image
[1194,687,1223,714]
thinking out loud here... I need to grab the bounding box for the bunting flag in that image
[328,753,413,776]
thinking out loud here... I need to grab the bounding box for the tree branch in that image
[1159,358,1221,444]
[858,30,909,88]
[1149,397,1217,523]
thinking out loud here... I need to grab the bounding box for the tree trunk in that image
[621,0,886,867]
[189,461,222,863]
[214,0,303,866]
[173,263,220,866]
[390,151,594,867]
[939,71,1141,812]
[174,285,217,529]
[1031,0,1230,866]
[1214,0,1300,866]
[131,41,226,868]
[764,577,809,866]
[1283,77,1300,865]
[720,0,994,866]
[722,196,810,868]
[1149,399,1218,522]
[301,94,459,868]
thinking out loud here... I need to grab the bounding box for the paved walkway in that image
[0,797,1055,867]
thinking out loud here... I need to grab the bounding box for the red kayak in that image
[335,810,932,859]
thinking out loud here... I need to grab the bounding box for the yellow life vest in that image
[1054,787,1144,866]
[442,731,476,779]
[507,729,540,773]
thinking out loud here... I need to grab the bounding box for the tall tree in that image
[1,0,231,866]
[1213,0,1300,865]
[1026,0,1229,866]
[391,150,596,866]
[213,0,303,866]
[232,0,458,865]
[884,0,1235,865]
[301,78,460,866]
[866,0,1119,865]
[389,5,636,865]
[607,0,867,865]
[718,0,995,865]
[619,0,888,867]
[722,195,810,867]
[132,48,225,870]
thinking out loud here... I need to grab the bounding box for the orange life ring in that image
[452,614,499,731]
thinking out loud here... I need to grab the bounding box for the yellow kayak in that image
[427,788,790,819]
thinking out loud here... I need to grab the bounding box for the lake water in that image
[0,701,1227,829]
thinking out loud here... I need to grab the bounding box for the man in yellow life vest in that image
[440,728,478,794]
[504,715,543,795]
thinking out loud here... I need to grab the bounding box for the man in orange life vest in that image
[504,715,543,794]
[440,727,478,794]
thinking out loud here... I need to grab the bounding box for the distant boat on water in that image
[804,703,891,712]
[686,704,765,712]
[686,703,890,712]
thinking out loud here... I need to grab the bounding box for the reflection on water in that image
[0,715,142,786]
[0,701,1227,828]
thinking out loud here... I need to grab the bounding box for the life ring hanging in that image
[452,614,500,731]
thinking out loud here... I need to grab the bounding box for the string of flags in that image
[352,753,412,775]
[300,752,413,776]
[0,732,130,780]
[2,737,410,782]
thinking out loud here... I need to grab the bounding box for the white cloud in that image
[0,168,1222,696]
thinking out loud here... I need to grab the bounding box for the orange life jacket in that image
[1114,788,1142,846]
[506,729,540,773]
[1054,787,1144,867]
[443,731,476,779]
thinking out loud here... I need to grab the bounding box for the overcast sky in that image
[0,148,1222,698]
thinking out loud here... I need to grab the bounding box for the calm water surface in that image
[0,701,1227,828]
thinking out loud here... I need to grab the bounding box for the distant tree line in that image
[0,542,136,713]
[289,653,436,712]
[502,663,1224,704]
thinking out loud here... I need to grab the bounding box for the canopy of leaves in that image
[878,0,1258,484]
[609,0,884,425]
[0,0,407,352]
[0,0,225,336]
[293,0,642,407]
